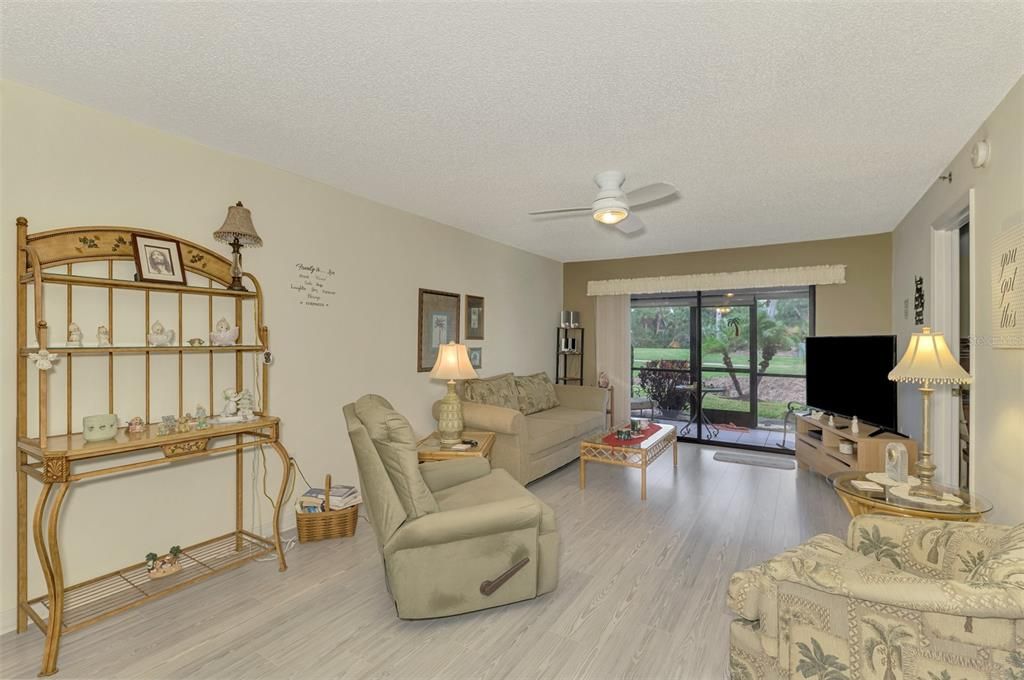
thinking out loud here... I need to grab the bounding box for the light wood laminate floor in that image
[0,444,849,680]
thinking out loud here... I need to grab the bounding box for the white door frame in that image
[929,189,975,492]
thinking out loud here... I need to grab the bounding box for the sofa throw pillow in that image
[462,373,520,411]
[969,523,1024,589]
[515,372,560,415]
[354,395,439,519]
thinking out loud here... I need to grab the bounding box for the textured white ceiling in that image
[3,2,1022,262]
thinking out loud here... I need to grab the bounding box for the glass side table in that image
[829,471,993,522]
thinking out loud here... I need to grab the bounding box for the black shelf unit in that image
[556,327,584,384]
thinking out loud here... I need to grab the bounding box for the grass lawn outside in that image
[632,348,804,422]
[631,346,805,374]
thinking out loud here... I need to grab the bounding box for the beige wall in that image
[0,81,562,632]
[563,233,892,385]
[891,77,1023,525]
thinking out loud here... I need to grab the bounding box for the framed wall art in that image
[465,294,485,340]
[418,288,460,371]
[131,234,187,285]
[468,346,483,369]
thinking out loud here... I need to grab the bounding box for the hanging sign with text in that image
[291,263,338,309]
[991,224,1023,348]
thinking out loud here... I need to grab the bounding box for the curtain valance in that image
[586,264,846,297]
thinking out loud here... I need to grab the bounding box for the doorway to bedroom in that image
[630,286,814,452]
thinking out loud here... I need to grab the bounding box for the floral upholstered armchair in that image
[727,515,1024,680]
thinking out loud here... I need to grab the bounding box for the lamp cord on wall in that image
[245,302,369,556]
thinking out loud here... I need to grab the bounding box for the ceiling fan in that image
[528,171,678,234]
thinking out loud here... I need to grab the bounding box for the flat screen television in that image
[805,335,898,431]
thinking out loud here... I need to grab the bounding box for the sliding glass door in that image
[630,287,813,453]
[630,295,696,423]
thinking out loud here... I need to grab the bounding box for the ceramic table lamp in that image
[430,342,479,446]
[888,327,971,499]
[213,201,263,291]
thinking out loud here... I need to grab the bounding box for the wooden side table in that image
[830,471,992,522]
[416,430,495,462]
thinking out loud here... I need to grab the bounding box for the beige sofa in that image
[434,373,609,485]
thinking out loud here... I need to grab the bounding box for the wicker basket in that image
[295,474,358,543]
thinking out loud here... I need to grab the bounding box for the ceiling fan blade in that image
[626,182,678,207]
[528,207,591,216]
[615,214,645,235]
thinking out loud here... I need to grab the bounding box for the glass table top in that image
[583,422,676,448]
[829,471,993,516]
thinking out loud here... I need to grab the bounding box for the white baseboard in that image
[0,605,16,636]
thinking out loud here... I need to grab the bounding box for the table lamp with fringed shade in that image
[213,201,263,291]
[430,342,479,446]
[888,327,971,499]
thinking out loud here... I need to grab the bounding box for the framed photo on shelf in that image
[468,346,483,369]
[465,294,485,340]
[131,234,187,285]
[418,288,460,372]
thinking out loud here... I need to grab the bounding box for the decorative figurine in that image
[147,321,176,347]
[885,443,909,483]
[82,414,119,442]
[176,415,193,433]
[218,389,255,421]
[209,317,239,346]
[146,546,183,580]
[851,416,860,434]
[127,416,146,434]
[237,389,254,419]
[96,325,111,347]
[187,337,205,347]
[157,415,177,435]
[220,388,240,418]
[828,414,835,427]
[28,349,59,371]
[67,322,83,347]
[598,371,610,389]
[194,405,210,430]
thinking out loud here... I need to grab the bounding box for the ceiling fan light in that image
[593,207,628,225]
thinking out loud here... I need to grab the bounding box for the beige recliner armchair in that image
[343,395,559,618]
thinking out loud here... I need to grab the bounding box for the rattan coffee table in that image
[579,423,677,500]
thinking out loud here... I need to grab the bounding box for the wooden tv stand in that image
[795,414,917,477]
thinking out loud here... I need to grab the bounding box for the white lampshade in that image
[430,342,479,381]
[888,327,972,385]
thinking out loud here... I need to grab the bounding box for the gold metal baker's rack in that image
[14,218,292,676]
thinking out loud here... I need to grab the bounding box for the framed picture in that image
[131,234,187,285]
[418,288,460,372]
[468,346,483,370]
[465,295,485,340]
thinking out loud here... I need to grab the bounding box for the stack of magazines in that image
[295,483,361,513]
